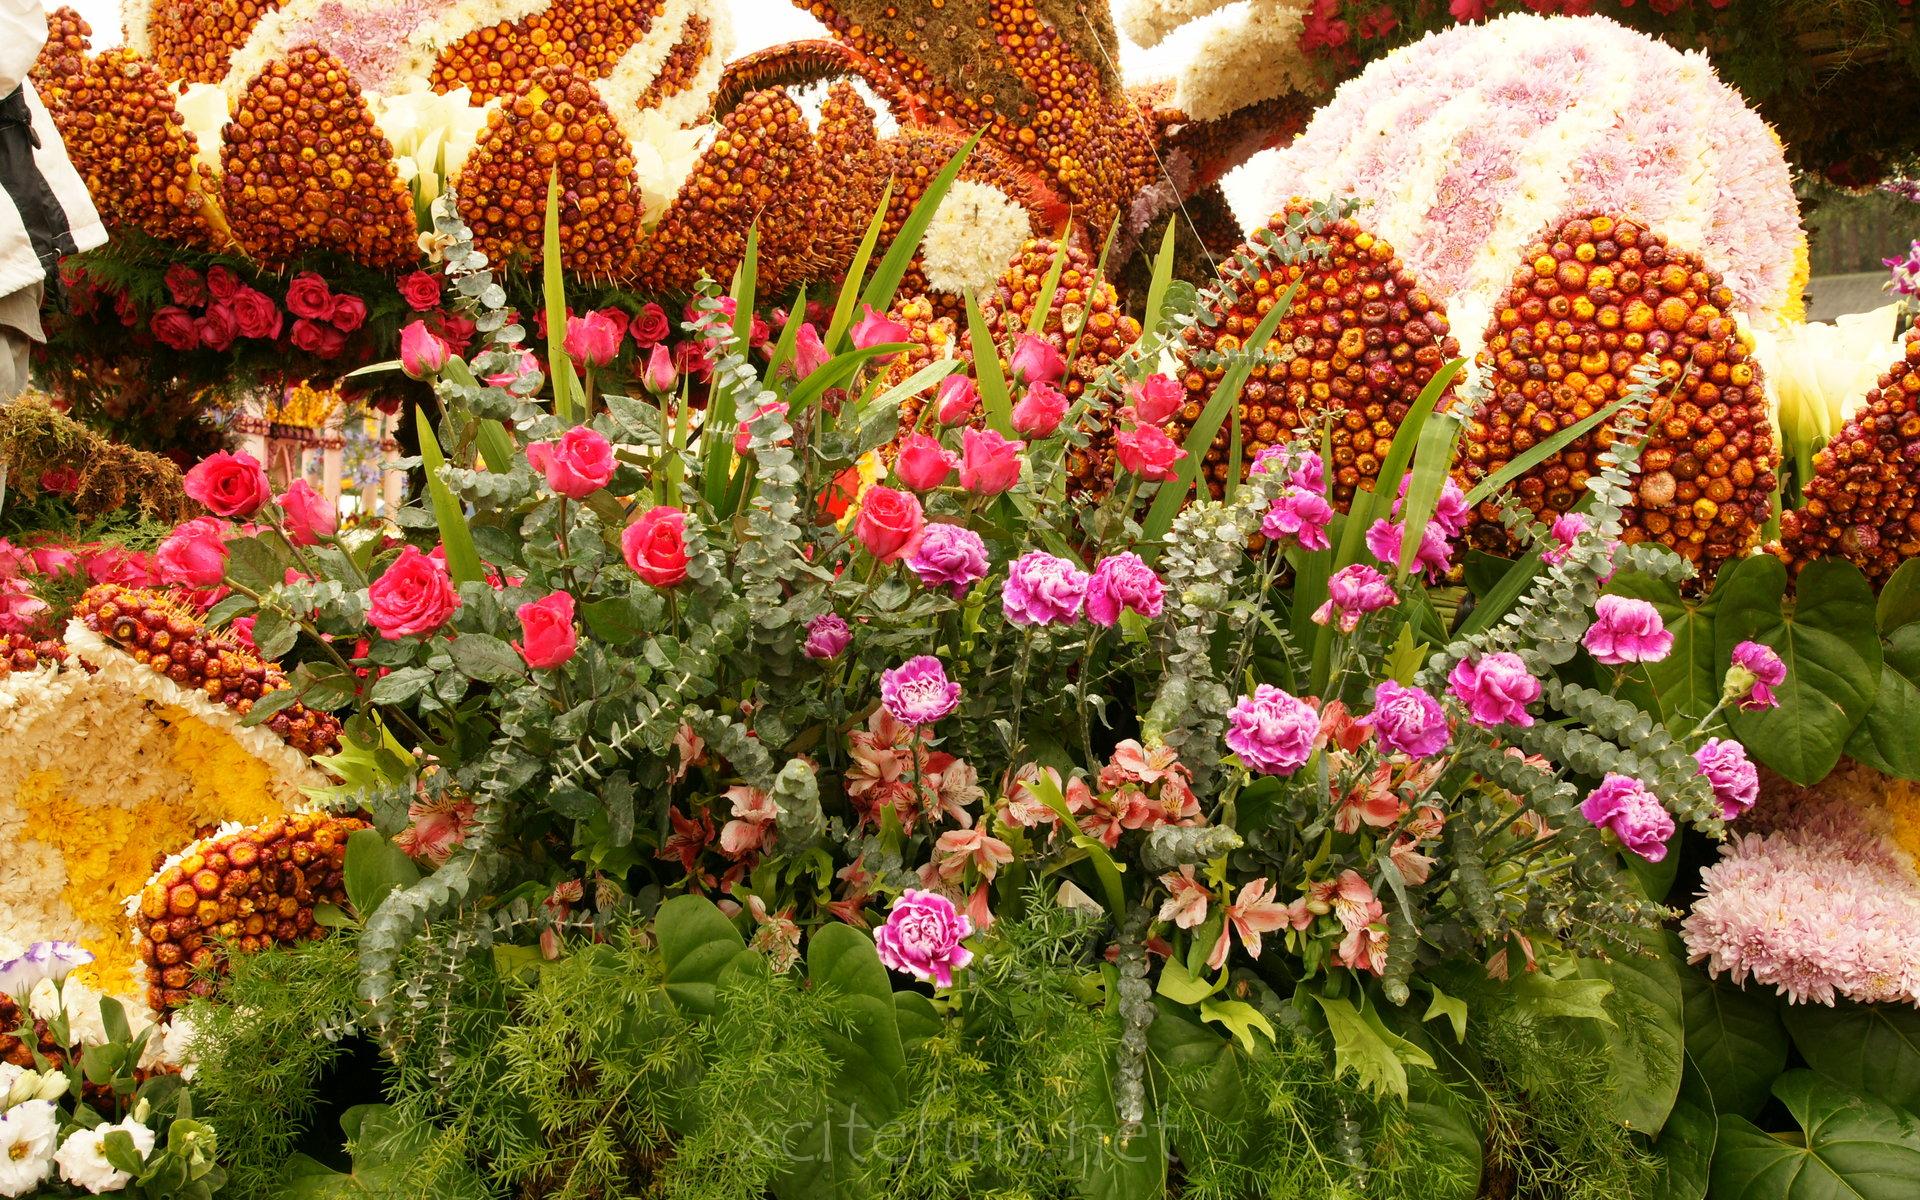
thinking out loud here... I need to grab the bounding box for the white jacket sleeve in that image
[0,0,47,99]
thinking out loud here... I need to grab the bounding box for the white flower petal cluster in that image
[53,1119,155,1195]
[0,1101,58,1199]
[919,180,1036,297]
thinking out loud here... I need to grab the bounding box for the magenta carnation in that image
[1446,652,1540,728]
[1366,518,1452,580]
[874,888,974,987]
[804,613,851,661]
[1543,512,1588,566]
[1582,595,1673,665]
[1729,641,1787,711]
[1263,488,1334,550]
[908,523,990,598]
[1225,684,1319,776]
[1695,737,1759,821]
[1312,563,1397,632]
[1085,553,1164,627]
[880,655,962,726]
[1363,681,1450,759]
[1579,773,1676,862]
[1002,551,1089,626]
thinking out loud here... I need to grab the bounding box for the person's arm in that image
[0,0,47,99]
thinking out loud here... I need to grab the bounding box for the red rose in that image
[328,293,367,333]
[150,306,199,351]
[398,270,441,312]
[595,307,630,343]
[672,340,712,383]
[622,506,689,588]
[629,302,669,348]
[206,266,242,301]
[37,467,77,495]
[198,303,239,352]
[230,287,283,339]
[277,479,337,546]
[285,272,333,319]
[894,432,957,492]
[183,450,272,517]
[431,311,475,355]
[114,292,140,328]
[367,545,460,639]
[854,485,925,562]
[291,317,348,357]
[164,264,206,307]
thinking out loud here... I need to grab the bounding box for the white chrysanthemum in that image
[1149,0,1316,122]
[0,1100,57,1200]
[54,1120,154,1194]
[919,180,1035,297]
[595,0,734,140]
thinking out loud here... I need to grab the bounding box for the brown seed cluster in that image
[29,5,91,107]
[146,0,285,84]
[811,82,885,272]
[0,632,65,676]
[632,88,820,292]
[1466,214,1779,575]
[220,46,416,268]
[429,0,667,103]
[73,584,342,756]
[43,49,225,249]
[1776,330,1920,583]
[455,65,647,275]
[635,14,713,113]
[132,812,367,1012]
[1170,202,1459,503]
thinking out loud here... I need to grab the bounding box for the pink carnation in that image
[874,889,974,987]
[1085,553,1164,627]
[804,613,851,660]
[908,523,989,598]
[1579,774,1675,862]
[1312,564,1397,632]
[880,655,962,726]
[1583,595,1673,664]
[1730,641,1786,711]
[1366,518,1453,580]
[1263,487,1333,550]
[1446,652,1540,728]
[1225,684,1319,776]
[1002,551,1088,626]
[1694,737,1759,820]
[1362,681,1450,758]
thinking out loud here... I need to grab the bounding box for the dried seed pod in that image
[429,0,667,102]
[72,584,343,756]
[146,0,288,85]
[636,14,713,111]
[631,87,821,292]
[811,82,885,272]
[1776,330,1920,584]
[1169,201,1459,503]
[454,64,649,276]
[43,49,226,249]
[1465,213,1780,575]
[132,811,368,1012]
[220,45,416,267]
[0,633,66,676]
[29,5,91,107]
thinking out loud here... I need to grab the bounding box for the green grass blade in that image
[1140,277,1301,548]
[1396,414,1462,580]
[785,342,914,415]
[966,289,1014,437]
[1330,357,1464,573]
[858,133,980,318]
[415,407,484,586]
[542,171,575,424]
[868,356,959,419]
[1461,393,1635,508]
[763,285,807,383]
[1025,239,1070,337]
[702,232,760,509]
[1141,219,1178,339]
[825,181,893,352]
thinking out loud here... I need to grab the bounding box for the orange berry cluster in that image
[220,45,416,268]
[812,83,886,274]
[29,5,92,107]
[632,88,821,293]
[1170,202,1459,503]
[636,14,714,112]
[146,0,284,85]
[881,294,959,400]
[1465,214,1778,574]
[0,633,65,676]
[0,995,73,1069]
[132,812,367,1012]
[1777,330,1920,583]
[429,0,668,103]
[454,64,646,276]
[73,584,342,757]
[44,49,223,249]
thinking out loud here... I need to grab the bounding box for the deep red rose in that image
[629,302,669,347]
[198,303,239,352]
[164,264,206,307]
[206,266,242,301]
[230,287,283,339]
[595,307,630,343]
[114,291,140,328]
[291,317,348,357]
[285,272,333,319]
[672,340,712,383]
[432,311,476,354]
[328,293,368,333]
[398,270,441,311]
[150,306,199,351]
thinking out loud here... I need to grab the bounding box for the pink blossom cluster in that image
[1682,766,1920,1006]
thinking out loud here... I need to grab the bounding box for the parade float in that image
[3,2,1920,1198]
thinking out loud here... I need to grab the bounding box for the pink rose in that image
[629,302,670,348]
[1127,373,1184,425]
[284,272,333,320]
[0,581,47,634]
[327,294,368,333]
[84,546,158,588]
[894,433,957,492]
[564,311,622,368]
[1446,652,1541,728]
[150,306,199,351]
[513,591,578,669]
[850,304,909,359]
[398,270,442,311]
[935,375,978,424]
[367,545,460,639]
[156,517,229,588]
[399,321,451,379]
[230,288,283,339]
[278,479,336,546]
[29,546,79,577]
[855,485,925,562]
[164,264,206,307]
[959,428,1024,495]
[1011,380,1068,437]
[623,506,690,588]
[1579,774,1675,862]
[1583,595,1673,665]
[527,426,616,499]
[1115,423,1187,481]
[1008,334,1065,385]
[787,322,830,381]
[643,343,677,393]
[184,451,271,517]
[484,349,539,389]
[198,304,238,351]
